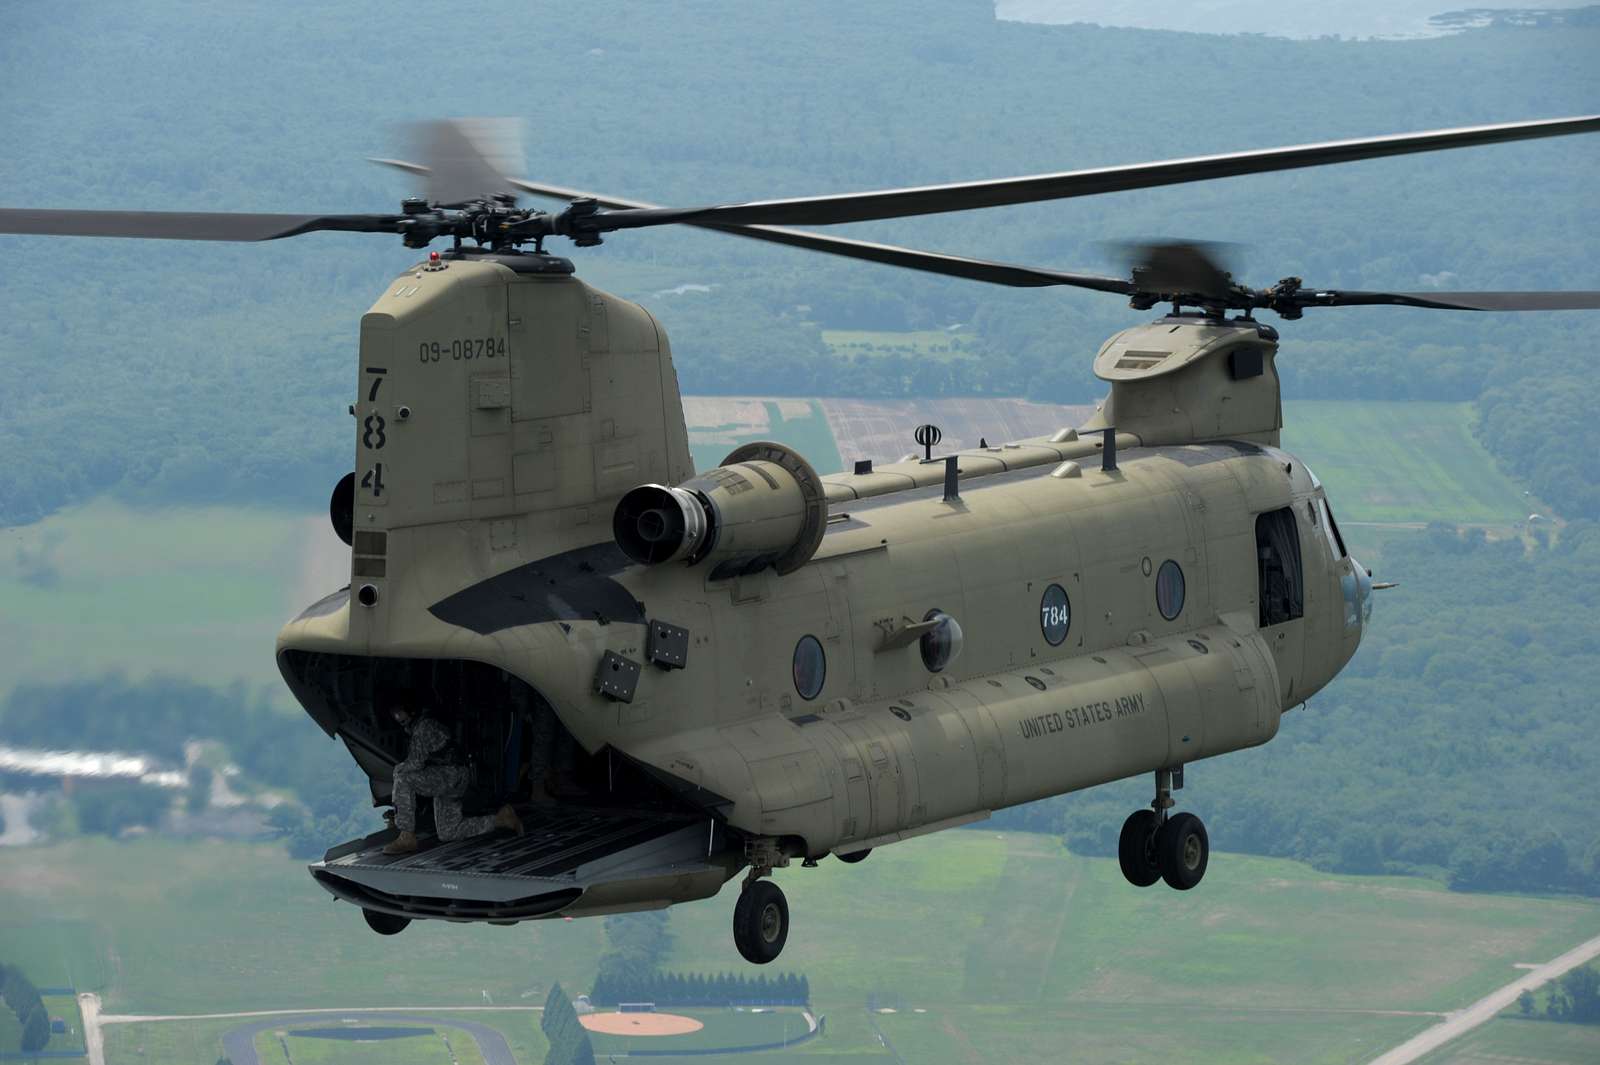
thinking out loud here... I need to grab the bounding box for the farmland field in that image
[8,831,1597,1064]
[1281,400,1534,525]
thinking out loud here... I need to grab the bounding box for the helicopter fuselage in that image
[277,255,1371,919]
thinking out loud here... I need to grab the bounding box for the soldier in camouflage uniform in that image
[383,704,523,855]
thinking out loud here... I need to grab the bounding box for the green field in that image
[0,498,335,695]
[9,831,1597,1064]
[102,1012,542,1065]
[1417,1015,1600,1064]
[1282,401,1534,525]
[257,1024,488,1065]
[875,1003,1429,1065]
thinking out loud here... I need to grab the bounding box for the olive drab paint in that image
[277,253,1372,919]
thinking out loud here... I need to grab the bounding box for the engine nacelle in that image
[612,441,828,577]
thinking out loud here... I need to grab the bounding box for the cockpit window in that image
[1314,497,1345,559]
[1323,498,1348,557]
[1256,507,1305,628]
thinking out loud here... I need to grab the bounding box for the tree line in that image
[542,983,596,1065]
[591,970,811,1008]
[0,964,50,1054]
[1519,965,1600,1024]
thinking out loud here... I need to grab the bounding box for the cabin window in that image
[1256,507,1305,627]
[792,635,826,700]
[1040,584,1072,646]
[920,609,964,673]
[1156,560,1185,621]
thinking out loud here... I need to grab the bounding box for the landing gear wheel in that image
[733,880,789,964]
[1156,812,1209,891]
[1117,809,1162,887]
[362,908,411,936]
[836,848,870,864]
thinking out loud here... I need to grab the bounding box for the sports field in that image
[5,831,1598,1064]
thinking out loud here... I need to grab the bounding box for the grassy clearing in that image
[0,918,106,990]
[0,838,605,1014]
[0,498,340,696]
[1416,1015,1600,1064]
[877,1003,1431,1065]
[1281,401,1533,525]
[103,1012,540,1065]
[822,329,977,362]
[263,1025,488,1065]
[7,832,1599,1064]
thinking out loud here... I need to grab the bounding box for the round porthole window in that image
[919,609,964,673]
[1040,583,1071,646]
[792,635,826,700]
[1156,559,1186,621]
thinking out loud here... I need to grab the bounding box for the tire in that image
[1117,809,1162,887]
[733,880,789,964]
[836,848,871,864]
[1156,812,1209,891]
[362,908,412,936]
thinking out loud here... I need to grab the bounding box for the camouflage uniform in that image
[393,715,497,841]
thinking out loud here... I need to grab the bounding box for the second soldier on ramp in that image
[383,704,523,855]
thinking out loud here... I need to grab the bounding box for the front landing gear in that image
[1117,767,1209,891]
[733,880,790,964]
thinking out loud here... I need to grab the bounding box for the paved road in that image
[77,993,105,1065]
[1367,930,1600,1065]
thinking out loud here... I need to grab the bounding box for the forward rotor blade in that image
[404,119,523,206]
[1294,289,1600,312]
[507,178,1134,293]
[579,114,1600,231]
[0,208,404,242]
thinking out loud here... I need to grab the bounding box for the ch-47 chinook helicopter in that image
[6,115,1600,963]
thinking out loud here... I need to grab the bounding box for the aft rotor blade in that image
[1296,289,1600,312]
[579,115,1600,231]
[505,176,1135,293]
[0,208,405,242]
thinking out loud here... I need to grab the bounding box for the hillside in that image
[3,1,1599,524]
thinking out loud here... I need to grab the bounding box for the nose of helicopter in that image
[1341,558,1376,634]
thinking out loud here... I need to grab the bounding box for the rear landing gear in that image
[733,880,789,964]
[1117,767,1209,891]
[362,908,411,936]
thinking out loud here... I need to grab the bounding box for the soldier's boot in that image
[382,830,419,855]
[495,805,525,836]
